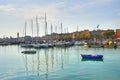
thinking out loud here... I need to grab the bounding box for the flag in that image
[97,25,99,29]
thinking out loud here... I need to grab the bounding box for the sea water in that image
[0,45,120,80]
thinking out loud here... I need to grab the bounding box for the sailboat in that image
[33,16,41,49]
[40,13,49,48]
[55,23,68,47]
[21,21,33,48]
[48,24,54,48]
[21,20,36,54]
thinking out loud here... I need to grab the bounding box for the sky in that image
[0,0,120,38]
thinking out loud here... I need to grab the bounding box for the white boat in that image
[40,43,49,48]
[21,43,33,48]
[74,41,84,46]
[33,43,41,49]
[55,41,65,47]
[48,43,54,48]
[82,42,88,49]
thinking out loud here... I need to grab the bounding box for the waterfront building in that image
[116,29,120,38]
[115,29,120,46]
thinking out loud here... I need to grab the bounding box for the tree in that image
[103,32,115,39]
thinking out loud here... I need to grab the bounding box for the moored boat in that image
[81,54,103,59]
[33,44,41,49]
[81,58,103,61]
[21,50,36,54]
[21,43,33,48]
[74,41,84,46]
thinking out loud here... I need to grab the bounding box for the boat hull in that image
[81,54,103,59]
[81,58,103,61]
[21,51,36,54]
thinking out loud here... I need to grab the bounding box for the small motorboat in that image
[21,50,36,54]
[81,54,103,60]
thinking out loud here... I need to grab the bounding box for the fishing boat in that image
[81,54,103,59]
[21,50,36,54]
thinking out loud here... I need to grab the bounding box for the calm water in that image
[0,45,120,80]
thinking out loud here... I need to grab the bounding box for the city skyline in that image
[0,0,120,37]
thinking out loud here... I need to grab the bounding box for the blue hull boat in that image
[81,58,103,61]
[81,54,103,59]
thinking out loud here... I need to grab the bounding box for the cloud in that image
[0,3,64,25]
[70,1,96,11]
[0,5,16,12]
[69,0,115,11]
[118,12,120,16]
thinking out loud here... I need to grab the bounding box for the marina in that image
[0,0,120,80]
[0,45,120,80]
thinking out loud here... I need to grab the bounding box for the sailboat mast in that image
[61,23,63,40]
[36,16,39,37]
[25,21,27,37]
[51,24,53,35]
[31,19,33,37]
[67,27,68,33]
[77,26,79,32]
[55,26,57,33]
[61,23,63,34]
[55,26,57,41]
[51,24,53,42]
[45,13,48,42]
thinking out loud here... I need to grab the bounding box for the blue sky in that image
[0,0,120,37]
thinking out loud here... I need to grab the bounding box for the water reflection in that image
[37,50,40,76]
[1,45,120,80]
[44,49,49,80]
[81,58,103,61]
[51,49,54,70]
[20,46,107,80]
[21,49,36,76]
[20,47,77,79]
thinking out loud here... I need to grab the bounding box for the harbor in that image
[0,9,120,80]
[0,15,120,48]
[0,0,120,80]
[0,29,120,48]
[0,45,120,80]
